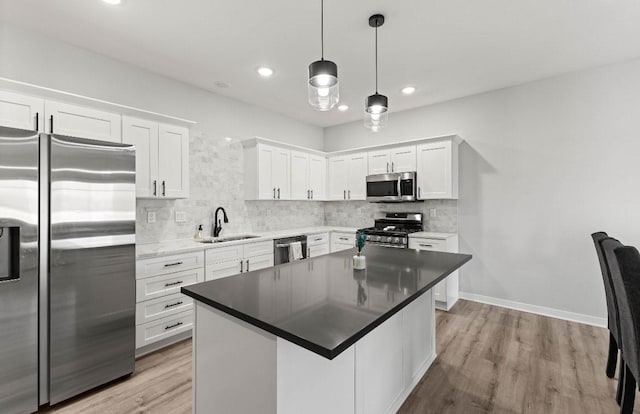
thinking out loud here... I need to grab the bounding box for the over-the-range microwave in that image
[366,172,418,202]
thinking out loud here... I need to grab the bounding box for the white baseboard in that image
[458,292,607,328]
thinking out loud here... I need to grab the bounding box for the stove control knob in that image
[375,236,382,242]
[393,237,400,244]
[402,237,407,244]
[366,235,371,241]
[385,236,393,243]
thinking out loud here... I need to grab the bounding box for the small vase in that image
[353,254,366,270]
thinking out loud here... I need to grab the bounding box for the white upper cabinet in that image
[0,90,44,131]
[291,151,326,201]
[245,143,291,200]
[328,152,367,201]
[122,116,190,199]
[122,116,159,198]
[45,100,121,143]
[416,139,458,199]
[158,123,190,198]
[308,154,326,200]
[290,150,310,200]
[367,145,416,175]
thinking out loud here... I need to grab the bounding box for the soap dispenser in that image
[195,224,204,240]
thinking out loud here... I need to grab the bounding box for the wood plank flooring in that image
[41,300,636,414]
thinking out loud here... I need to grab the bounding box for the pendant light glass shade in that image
[364,93,388,132]
[308,59,339,111]
[365,14,388,131]
[308,0,339,111]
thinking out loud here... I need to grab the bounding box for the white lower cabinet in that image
[307,232,330,257]
[331,232,356,253]
[205,240,274,281]
[408,234,459,311]
[135,251,204,353]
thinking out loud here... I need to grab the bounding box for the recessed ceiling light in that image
[401,86,416,95]
[102,0,122,5]
[257,67,274,78]
[338,104,349,112]
[224,137,233,142]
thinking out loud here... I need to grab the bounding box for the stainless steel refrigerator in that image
[0,126,136,413]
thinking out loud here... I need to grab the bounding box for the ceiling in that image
[2,0,640,127]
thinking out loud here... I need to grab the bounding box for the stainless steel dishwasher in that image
[274,235,308,265]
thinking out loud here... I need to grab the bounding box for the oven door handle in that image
[397,177,402,198]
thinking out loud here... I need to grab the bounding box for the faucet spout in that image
[213,207,229,237]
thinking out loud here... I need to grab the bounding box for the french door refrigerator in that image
[0,126,136,413]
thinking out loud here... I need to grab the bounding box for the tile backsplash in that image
[136,133,458,244]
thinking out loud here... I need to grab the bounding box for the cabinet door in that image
[347,152,368,200]
[309,243,330,257]
[416,140,452,199]
[0,90,44,131]
[273,148,291,200]
[245,253,274,272]
[408,239,447,301]
[45,101,121,142]
[257,144,276,200]
[290,150,310,200]
[327,156,348,200]
[367,149,391,175]
[158,123,189,198]
[308,154,326,200]
[390,145,417,172]
[122,116,159,198]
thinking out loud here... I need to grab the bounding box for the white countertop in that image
[408,231,457,239]
[136,226,359,259]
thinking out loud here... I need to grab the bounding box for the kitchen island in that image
[182,246,471,414]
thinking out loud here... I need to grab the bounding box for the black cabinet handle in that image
[162,180,166,196]
[240,260,244,273]
[418,187,421,198]
[273,188,276,199]
[163,261,183,267]
[164,301,184,309]
[343,190,346,200]
[35,113,39,131]
[392,161,394,172]
[339,237,349,241]
[277,188,280,199]
[348,190,351,199]
[50,115,54,133]
[153,180,157,196]
[311,190,313,199]
[307,190,310,199]
[419,244,433,248]
[246,259,250,272]
[164,280,183,287]
[386,162,389,173]
[165,322,183,330]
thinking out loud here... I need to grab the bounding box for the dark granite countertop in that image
[182,246,472,359]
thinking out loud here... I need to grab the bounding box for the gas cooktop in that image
[358,212,423,248]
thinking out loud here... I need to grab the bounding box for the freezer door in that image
[0,127,39,414]
[49,135,136,405]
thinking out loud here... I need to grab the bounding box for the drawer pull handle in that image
[314,237,323,241]
[164,301,184,309]
[419,244,433,247]
[164,280,184,287]
[164,261,184,267]
[339,237,349,241]
[165,322,183,330]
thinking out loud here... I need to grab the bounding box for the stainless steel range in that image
[358,212,423,248]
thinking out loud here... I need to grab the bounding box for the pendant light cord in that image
[375,24,378,93]
[321,0,324,60]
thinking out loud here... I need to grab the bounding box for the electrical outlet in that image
[429,208,437,218]
[147,211,156,223]
[175,211,187,223]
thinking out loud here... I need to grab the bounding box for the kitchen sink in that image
[199,235,260,243]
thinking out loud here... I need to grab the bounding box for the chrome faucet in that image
[213,207,229,238]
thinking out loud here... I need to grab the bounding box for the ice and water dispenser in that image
[0,226,19,281]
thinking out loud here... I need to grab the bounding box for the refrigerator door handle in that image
[49,115,54,134]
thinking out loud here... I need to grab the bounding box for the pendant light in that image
[308,0,339,111]
[365,14,388,132]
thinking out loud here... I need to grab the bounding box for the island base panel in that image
[193,290,435,414]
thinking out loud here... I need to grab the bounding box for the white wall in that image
[325,58,640,322]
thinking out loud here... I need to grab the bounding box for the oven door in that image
[366,172,416,202]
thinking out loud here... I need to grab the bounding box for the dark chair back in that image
[608,242,640,381]
[592,232,621,343]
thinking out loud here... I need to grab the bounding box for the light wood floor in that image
[41,300,637,414]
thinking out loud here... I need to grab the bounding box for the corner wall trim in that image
[458,291,607,328]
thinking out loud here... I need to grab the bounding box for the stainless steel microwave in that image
[366,172,417,202]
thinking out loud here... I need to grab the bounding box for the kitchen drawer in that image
[136,267,204,302]
[331,232,355,245]
[408,238,447,251]
[135,292,193,325]
[135,310,193,349]
[206,259,243,281]
[243,240,273,258]
[307,232,329,247]
[246,253,273,272]
[206,244,244,264]
[136,251,204,279]
[309,243,330,257]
